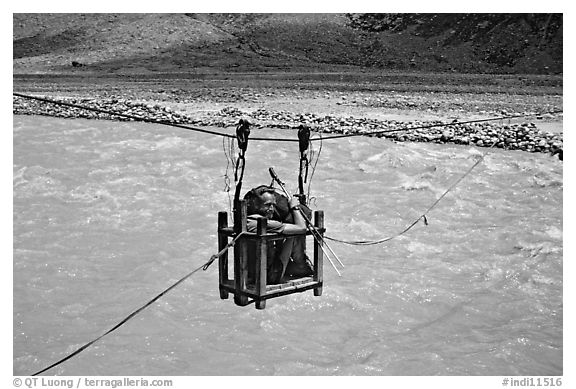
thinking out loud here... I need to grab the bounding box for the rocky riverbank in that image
[13,95,563,156]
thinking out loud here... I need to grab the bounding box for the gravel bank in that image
[13,95,563,156]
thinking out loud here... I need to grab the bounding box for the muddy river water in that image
[13,116,562,375]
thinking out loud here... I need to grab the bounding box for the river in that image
[13,116,563,376]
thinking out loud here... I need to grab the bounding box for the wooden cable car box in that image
[217,199,324,309]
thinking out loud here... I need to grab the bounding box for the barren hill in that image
[13,13,562,75]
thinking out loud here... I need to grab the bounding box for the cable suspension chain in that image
[233,119,251,205]
[297,124,311,204]
[306,132,323,203]
[222,137,236,222]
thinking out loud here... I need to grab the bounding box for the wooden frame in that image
[218,199,324,309]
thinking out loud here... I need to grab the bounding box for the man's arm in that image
[281,197,307,235]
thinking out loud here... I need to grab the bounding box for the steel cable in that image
[31,232,246,376]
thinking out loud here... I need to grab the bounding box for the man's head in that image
[245,185,277,219]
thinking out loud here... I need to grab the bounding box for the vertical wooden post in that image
[218,211,229,299]
[313,210,324,296]
[255,217,268,309]
[233,200,249,306]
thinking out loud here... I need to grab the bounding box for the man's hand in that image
[289,197,301,210]
[283,196,306,233]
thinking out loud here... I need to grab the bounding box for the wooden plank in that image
[266,276,314,291]
[313,210,324,296]
[233,200,249,306]
[221,279,321,301]
[218,211,229,299]
[255,217,267,309]
[263,281,321,299]
[221,227,323,239]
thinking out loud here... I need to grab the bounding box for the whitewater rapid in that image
[14,116,562,375]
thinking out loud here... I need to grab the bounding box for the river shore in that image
[13,93,563,156]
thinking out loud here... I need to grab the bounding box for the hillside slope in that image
[13,13,562,75]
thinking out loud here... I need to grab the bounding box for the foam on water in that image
[13,116,562,375]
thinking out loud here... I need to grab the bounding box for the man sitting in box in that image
[244,185,314,284]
